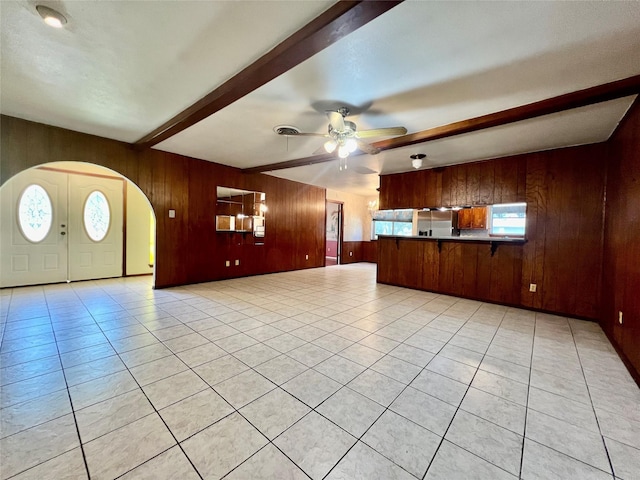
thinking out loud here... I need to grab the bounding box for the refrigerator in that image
[416,210,458,237]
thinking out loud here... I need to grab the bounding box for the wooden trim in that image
[37,166,124,181]
[122,180,128,277]
[601,327,640,387]
[325,200,344,265]
[338,203,344,265]
[134,1,403,149]
[243,74,640,174]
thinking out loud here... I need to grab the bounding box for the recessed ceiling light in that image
[36,5,67,28]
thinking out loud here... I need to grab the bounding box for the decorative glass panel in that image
[393,209,414,222]
[84,191,110,241]
[18,184,53,243]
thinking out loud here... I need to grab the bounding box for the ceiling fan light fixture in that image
[345,138,358,153]
[338,145,349,159]
[36,5,67,28]
[324,140,337,154]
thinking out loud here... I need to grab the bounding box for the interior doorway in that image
[0,162,155,288]
[326,200,343,266]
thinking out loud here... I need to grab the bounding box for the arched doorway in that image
[0,162,155,288]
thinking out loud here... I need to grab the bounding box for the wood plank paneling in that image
[602,99,640,382]
[1,115,326,288]
[362,241,378,263]
[378,144,605,320]
[421,241,439,291]
[342,241,362,264]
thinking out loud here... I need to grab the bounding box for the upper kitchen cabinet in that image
[380,156,527,210]
[457,207,487,230]
[379,169,442,210]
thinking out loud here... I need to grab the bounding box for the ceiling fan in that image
[275,107,407,169]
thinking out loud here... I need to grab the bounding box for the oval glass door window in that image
[84,191,110,241]
[18,184,53,243]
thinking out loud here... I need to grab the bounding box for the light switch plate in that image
[168,209,176,218]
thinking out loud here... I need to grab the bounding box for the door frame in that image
[40,166,127,276]
[0,162,156,287]
[325,200,344,266]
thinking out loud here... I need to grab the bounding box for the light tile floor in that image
[1,263,639,479]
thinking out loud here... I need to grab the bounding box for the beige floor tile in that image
[317,387,385,437]
[142,370,209,410]
[83,414,175,480]
[274,411,356,480]
[0,414,80,479]
[326,441,415,480]
[363,410,440,477]
[119,446,200,480]
[159,388,233,441]
[75,389,153,443]
[182,412,268,480]
[0,389,71,438]
[9,448,87,480]
[225,444,308,480]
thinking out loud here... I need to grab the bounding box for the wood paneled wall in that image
[379,156,527,209]
[601,100,640,380]
[378,239,523,306]
[520,146,606,319]
[378,144,606,320]
[0,115,326,288]
[341,241,377,264]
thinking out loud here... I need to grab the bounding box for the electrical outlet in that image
[619,311,623,325]
[235,259,240,266]
[529,283,537,293]
[349,251,353,256]
[305,254,309,260]
[225,260,230,267]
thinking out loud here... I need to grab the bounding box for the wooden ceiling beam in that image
[133,1,403,149]
[243,74,640,174]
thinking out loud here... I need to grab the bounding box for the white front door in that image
[0,170,69,287]
[1,169,124,288]
[68,175,124,282]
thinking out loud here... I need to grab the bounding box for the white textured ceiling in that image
[2,1,640,197]
[0,0,333,141]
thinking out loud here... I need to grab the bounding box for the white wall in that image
[326,189,378,241]
[126,184,154,275]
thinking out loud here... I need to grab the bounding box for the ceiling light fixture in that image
[36,5,67,28]
[410,153,426,169]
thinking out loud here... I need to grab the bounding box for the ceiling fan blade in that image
[327,111,345,132]
[313,144,329,155]
[354,166,379,175]
[356,126,407,138]
[356,139,380,155]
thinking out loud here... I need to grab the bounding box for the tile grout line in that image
[73,290,206,480]
[419,305,514,480]
[320,298,489,480]
[5,268,632,480]
[207,289,456,479]
[567,319,616,478]
[517,311,537,479]
[47,286,93,480]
